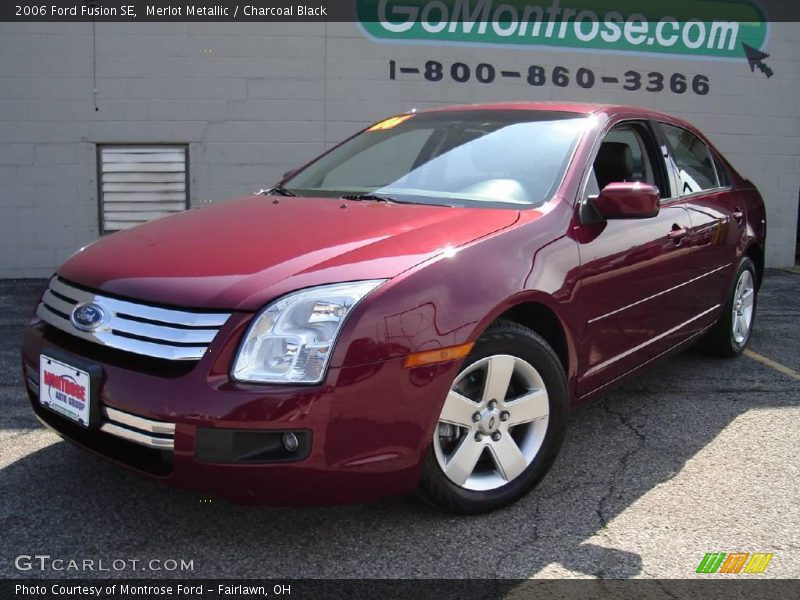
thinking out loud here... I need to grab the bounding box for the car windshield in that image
[283,110,590,209]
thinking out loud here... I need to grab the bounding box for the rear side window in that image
[661,124,719,195]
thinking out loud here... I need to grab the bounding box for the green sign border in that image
[358,0,768,60]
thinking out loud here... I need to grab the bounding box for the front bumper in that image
[21,317,460,505]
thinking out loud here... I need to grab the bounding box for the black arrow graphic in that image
[742,42,774,78]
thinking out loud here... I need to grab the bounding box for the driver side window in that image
[587,124,664,199]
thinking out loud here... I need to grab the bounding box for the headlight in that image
[231,280,385,384]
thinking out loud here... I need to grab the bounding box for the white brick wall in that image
[0,21,797,277]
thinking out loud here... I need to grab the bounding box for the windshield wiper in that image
[341,193,411,204]
[259,183,296,197]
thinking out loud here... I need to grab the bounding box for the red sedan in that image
[22,103,766,513]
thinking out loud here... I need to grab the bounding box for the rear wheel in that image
[419,320,567,514]
[701,256,758,357]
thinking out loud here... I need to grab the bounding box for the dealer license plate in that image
[39,354,92,428]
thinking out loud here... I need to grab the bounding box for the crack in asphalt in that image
[490,481,612,577]
[596,401,647,530]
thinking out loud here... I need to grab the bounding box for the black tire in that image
[700,256,758,358]
[418,320,568,514]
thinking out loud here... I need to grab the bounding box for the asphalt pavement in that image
[1,271,798,579]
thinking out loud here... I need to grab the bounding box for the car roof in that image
[422,101,688,124]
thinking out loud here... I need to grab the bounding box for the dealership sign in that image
[359,0,769,60]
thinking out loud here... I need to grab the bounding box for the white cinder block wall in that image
[0,21,798,277]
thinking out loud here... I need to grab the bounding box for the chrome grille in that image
[36,276,231,361]
[100,406,175,450]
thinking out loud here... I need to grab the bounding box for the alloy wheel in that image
[433,354,550,491]
[732,269,755,345]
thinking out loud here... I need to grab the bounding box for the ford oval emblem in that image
[70,302,107,332]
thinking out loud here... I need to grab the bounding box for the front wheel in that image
[418,320,567,514]
[701,256,758,357]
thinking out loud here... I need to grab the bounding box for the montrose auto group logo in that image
[42,368,87,424]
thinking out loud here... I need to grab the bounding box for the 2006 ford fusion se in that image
[22,103,765,513]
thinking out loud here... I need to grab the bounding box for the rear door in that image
[656,122,743,326]
[574,120,697,397]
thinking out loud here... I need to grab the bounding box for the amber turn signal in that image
[403,342,475,369]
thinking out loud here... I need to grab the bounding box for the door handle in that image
[732,207,745,224]
[668,226,688,244]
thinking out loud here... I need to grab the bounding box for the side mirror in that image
[590,182,660,220]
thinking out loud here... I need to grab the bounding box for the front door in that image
[574,120,697,398]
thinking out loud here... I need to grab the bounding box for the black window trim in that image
[711,149,733,188]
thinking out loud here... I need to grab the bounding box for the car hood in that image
[58,195,520,311]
